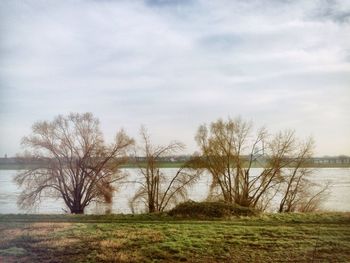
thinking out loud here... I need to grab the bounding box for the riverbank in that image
[1,213,349,262]
[1,161,350,170]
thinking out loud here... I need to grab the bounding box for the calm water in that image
[0,168,349,214]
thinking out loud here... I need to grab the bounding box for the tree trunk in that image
[70,201,85,214]
[148,201,155,213]
[70,207,84,214]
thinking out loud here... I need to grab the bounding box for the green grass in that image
[0,213,349,262]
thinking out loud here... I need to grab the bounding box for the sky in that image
[0,0,349,157]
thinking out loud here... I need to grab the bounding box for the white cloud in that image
[0,0,349,156]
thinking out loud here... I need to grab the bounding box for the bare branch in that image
[15,113,134,214]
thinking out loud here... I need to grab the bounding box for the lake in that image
[0,168,349,214]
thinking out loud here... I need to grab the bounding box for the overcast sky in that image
[0,0,349,157]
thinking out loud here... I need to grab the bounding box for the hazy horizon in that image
[1,0,349,157]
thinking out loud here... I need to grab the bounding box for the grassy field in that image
[0,213,349,262]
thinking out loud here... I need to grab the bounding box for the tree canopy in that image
[195,117,327,212]
[15,113,134,214]
[129,127,201,213]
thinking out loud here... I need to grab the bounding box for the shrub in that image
[168,201,257,218]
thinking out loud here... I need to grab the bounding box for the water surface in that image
[0,168,349,214]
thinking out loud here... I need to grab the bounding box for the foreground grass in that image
[0,213,349,262]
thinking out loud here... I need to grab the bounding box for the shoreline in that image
[1,162,350,170]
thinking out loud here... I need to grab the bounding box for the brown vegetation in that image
[129,127,202,213]
[15,113,134,214]
[195,117,328,212]
[14,113,329,214]
[1,213,349,262]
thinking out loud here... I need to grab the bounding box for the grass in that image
[0,213,349,262]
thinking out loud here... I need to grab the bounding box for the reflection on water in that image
[0,168,349,214]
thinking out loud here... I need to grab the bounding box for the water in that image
[0,168,349,214]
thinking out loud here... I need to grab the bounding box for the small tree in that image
[278,138,313,212]
[129,127,201,213]
[277,137,330,212]
[15,113,134,214]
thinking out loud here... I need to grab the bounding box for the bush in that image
[168,201,257,218]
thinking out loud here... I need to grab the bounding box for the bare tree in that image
[15,113,134,214]
[195,117,327,212]
[196,117,269,208]
[129,127,201,213]
[277,138,330,212]
[295,182,330,212]
[278,138,314,212]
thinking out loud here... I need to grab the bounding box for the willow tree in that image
[277,138,329,212]
[195,117,324,211]
[15,113,134,214]
[129,127,201,213]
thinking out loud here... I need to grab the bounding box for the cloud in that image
[0,0,349,156]
[308,0,350,23]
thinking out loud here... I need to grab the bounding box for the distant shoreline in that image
[1,156,349,170]
[1,161,349,170]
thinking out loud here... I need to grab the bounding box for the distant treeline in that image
[0,155,349,169]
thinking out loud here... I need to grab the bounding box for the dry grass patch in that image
[93,228,165,262]
[29,222,72,236]
[0,222,75,262]
[33,238,80,249]
[97,250,142,263]
[109,228,165,243]
[0,228,24,246]
[100,239,127,250]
